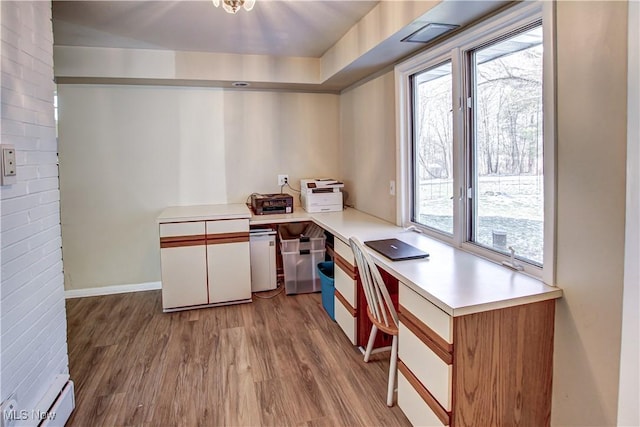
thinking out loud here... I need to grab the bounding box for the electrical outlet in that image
[278,174,289,186]
[389,180,396,196]
[1,144,17,186]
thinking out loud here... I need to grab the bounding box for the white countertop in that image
[159,204,562,316]
[249,210,315,225]
[157,203,251,223]
[267,208,562,317]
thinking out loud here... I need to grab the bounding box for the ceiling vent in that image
[402,23,459,43]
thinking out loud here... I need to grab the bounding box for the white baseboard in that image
[64,281,161,299]
[39,375,74,427]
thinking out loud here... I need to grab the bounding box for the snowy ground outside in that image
[417,175,544,264]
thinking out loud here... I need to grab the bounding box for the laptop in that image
[364,238,429,261]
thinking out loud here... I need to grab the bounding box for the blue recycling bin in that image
[317,261,335,320]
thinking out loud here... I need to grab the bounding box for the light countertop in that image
[159,204,562,316]
[255,208,562,317]
[157,203,251,223]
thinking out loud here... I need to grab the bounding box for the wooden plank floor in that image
[65,289,411,426]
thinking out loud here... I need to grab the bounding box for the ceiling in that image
[52,1,379,58]
[52,0,511,91]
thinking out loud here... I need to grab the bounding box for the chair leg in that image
[387,334,398,407]
[364,325,378,363]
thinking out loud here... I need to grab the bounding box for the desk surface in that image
[157,203,251,222]
[254,208,562,317]
[159,205,562,317]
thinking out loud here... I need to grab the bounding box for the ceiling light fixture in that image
[212,0,255,14]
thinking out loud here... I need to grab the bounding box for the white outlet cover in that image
[0,144,17,186]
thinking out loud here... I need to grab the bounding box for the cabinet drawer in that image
[399,283,452,344]
[399,322,452,411]
[398,369,448,427]
[206,219,249,235]
[334,238,354,265]
[159,221,205,238]
[334,265,356,308]
[334,296,357,345]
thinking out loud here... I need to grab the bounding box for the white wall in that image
[1,0,70,417]
[339,71,397,223]
[50,1,633,423]
[57,85,339,291]
[618,1,639,424]
[552,2,628,425]
[342,3,630,425]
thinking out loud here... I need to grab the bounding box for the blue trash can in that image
[317,261,335,320]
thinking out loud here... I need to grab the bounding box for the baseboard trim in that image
[64,281,161,299]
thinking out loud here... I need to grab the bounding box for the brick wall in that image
[1,0,70,414]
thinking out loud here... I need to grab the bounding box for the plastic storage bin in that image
[317,261,335,320]
[279,223,326,295]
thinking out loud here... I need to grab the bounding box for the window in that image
[397,2,554,280]
[468,25,544,266]
[412,61,454,235]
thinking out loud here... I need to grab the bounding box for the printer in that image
[301,179,344,213]
[250,193,293,215]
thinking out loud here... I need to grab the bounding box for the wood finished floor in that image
[65,289,411,426]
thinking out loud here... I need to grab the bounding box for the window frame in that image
[409,55,456,239]
[395,1,556,284]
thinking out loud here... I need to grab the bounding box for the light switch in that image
[1,144,17,185]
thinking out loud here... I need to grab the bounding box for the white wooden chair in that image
[349,236,399,407]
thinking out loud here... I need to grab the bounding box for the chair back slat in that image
[349,237,398,329]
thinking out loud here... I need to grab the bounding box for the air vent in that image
[402,23,459,43]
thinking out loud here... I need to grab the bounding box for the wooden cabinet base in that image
[398,298,555,427]
[451,299,555,426]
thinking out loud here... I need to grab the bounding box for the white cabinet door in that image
[160,244,208,309]
[207,241,251,303]
[250,234,277,292]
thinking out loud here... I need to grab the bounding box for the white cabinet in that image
[160,244,208,308]
[206,219,251,304]
[249,230,277,292]
[398,282,453,426]
[159,214,251,312]
[333,237,357,345]
[397,282,556,426]
[159,222,208,310]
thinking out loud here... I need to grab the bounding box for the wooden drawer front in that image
[398,369,447,427]
[399,322,452,411]
[206,219,249,235]
[160,221,205,238]
[334,238,354,265]
[334,296,357,345]
[399,283,452,344]
[335,266,356,307]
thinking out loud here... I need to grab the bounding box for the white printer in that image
[300,178,344,213]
